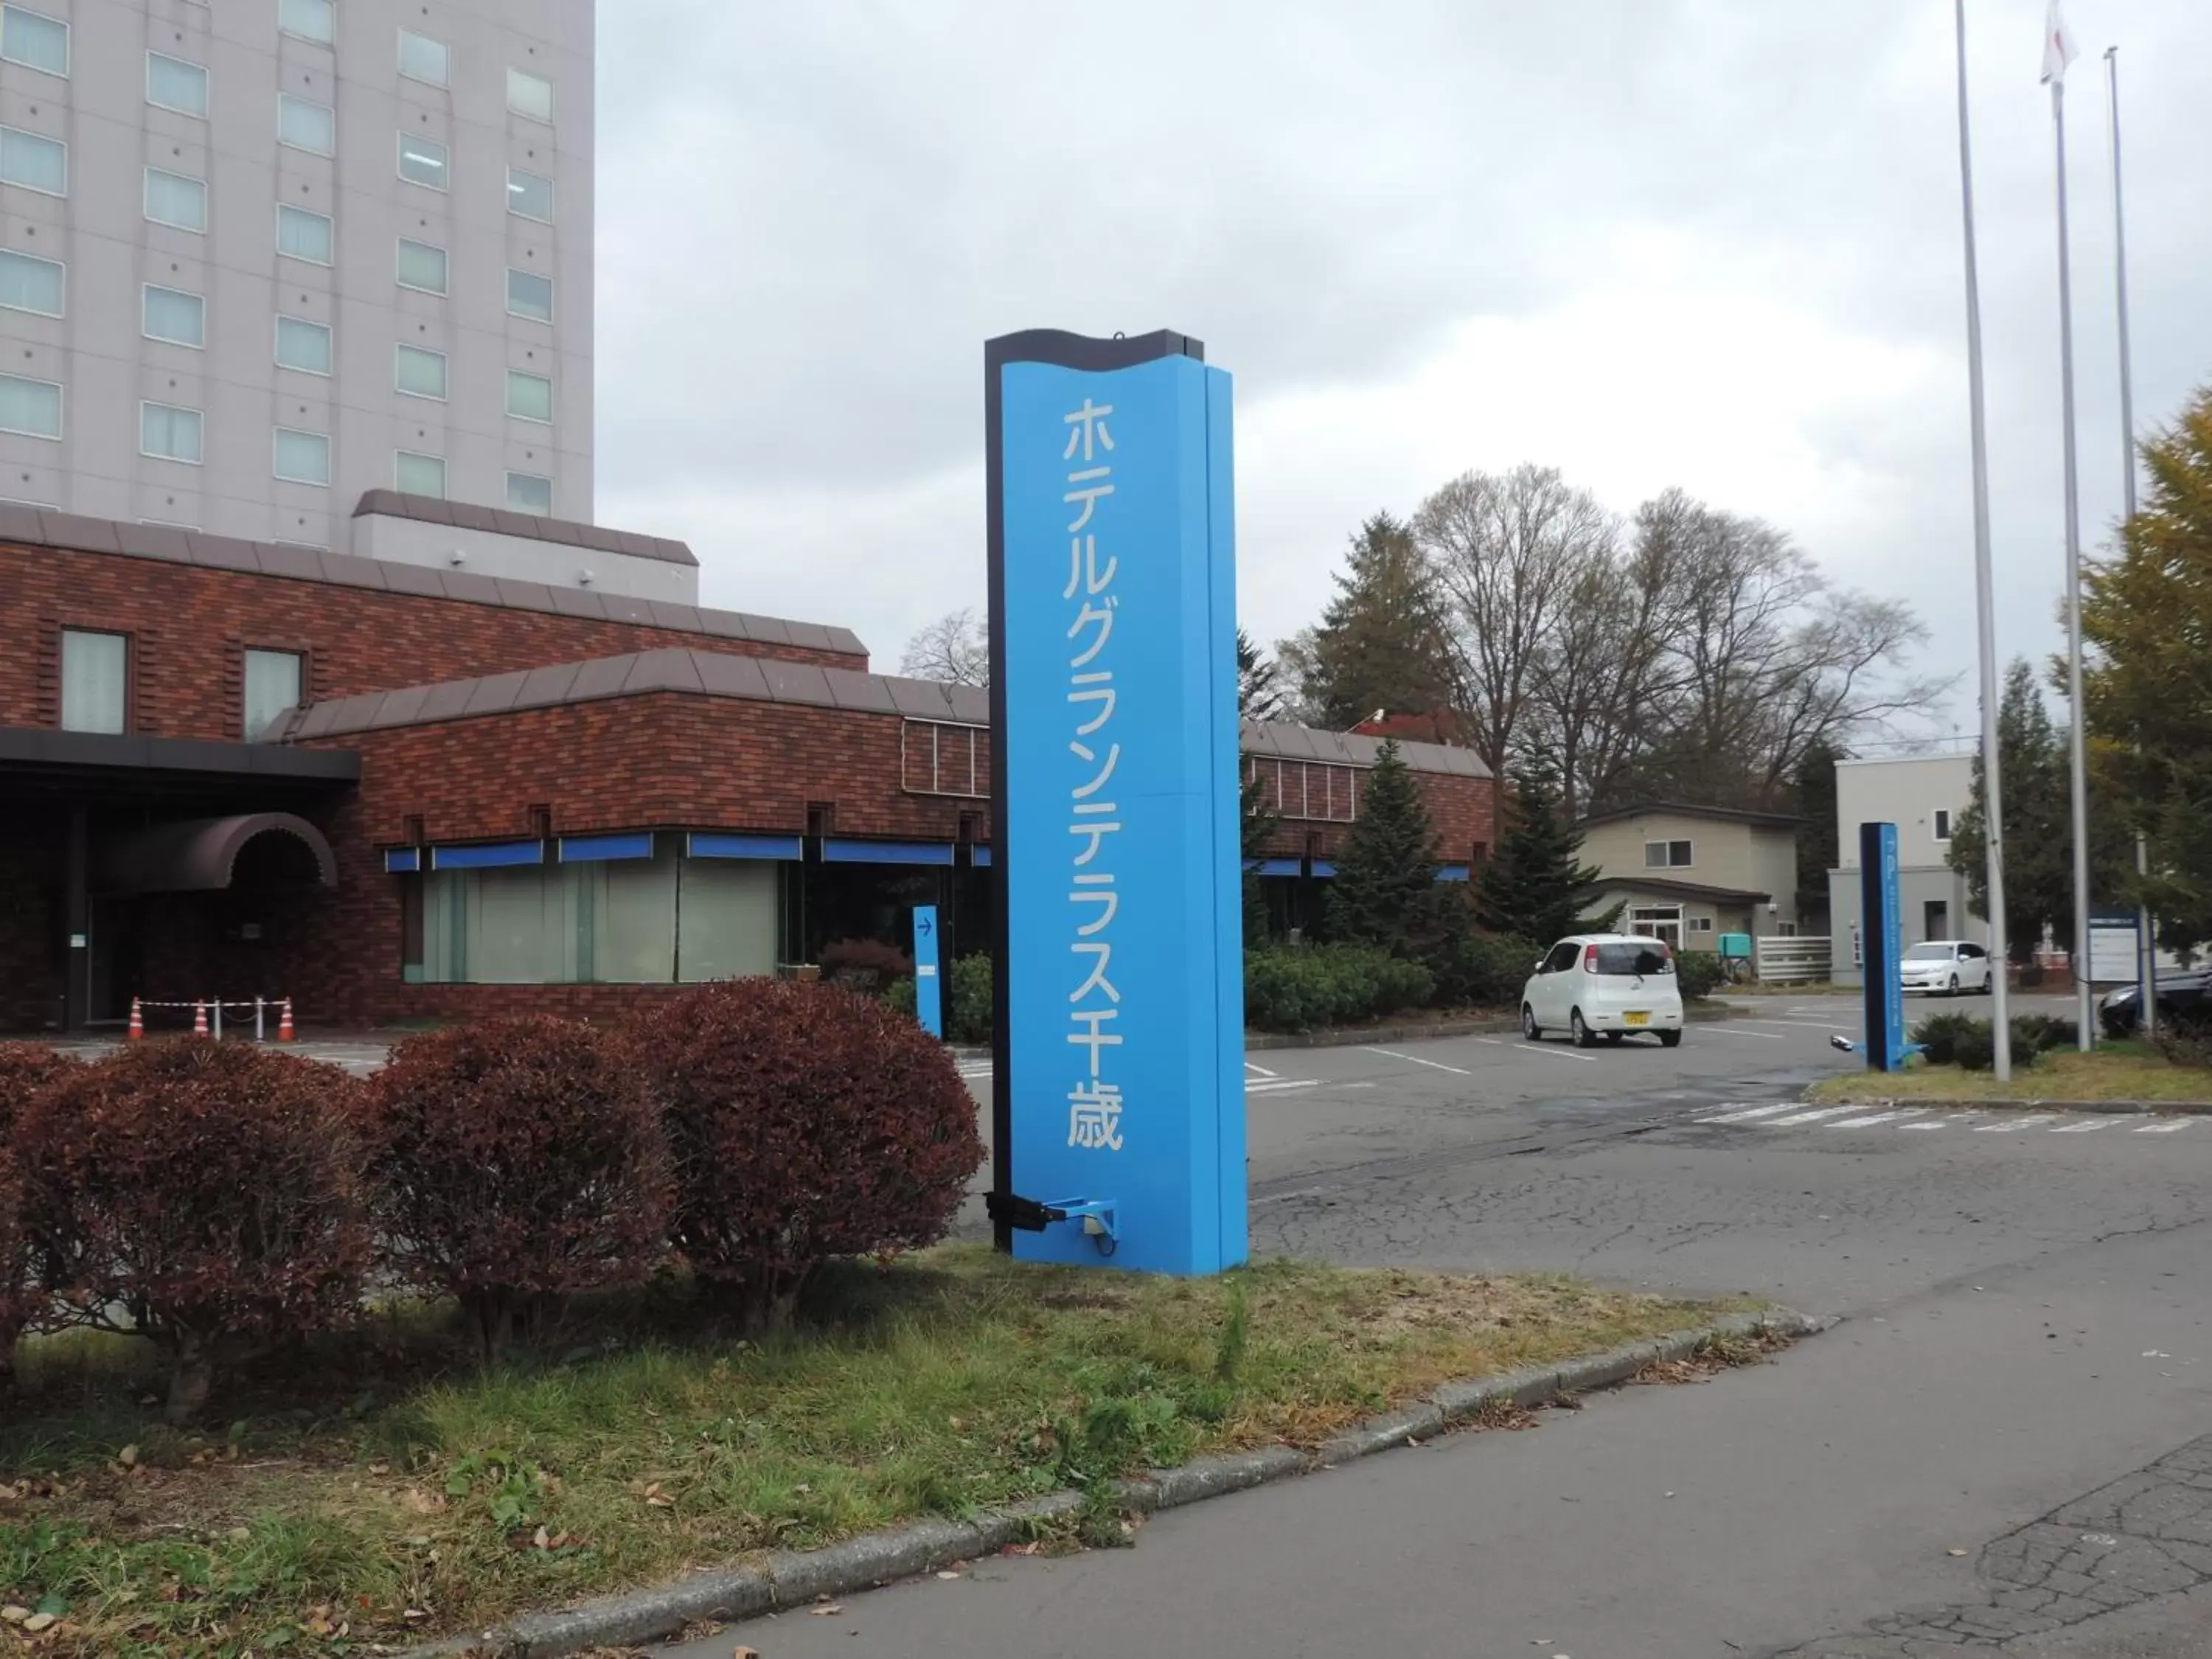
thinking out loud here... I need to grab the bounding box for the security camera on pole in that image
[2042,1,2097,1051]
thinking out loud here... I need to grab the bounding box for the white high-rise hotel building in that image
[0,0,593,547]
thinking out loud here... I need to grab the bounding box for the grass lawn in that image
[1808,1043,2212,1103]
[0,1248,1732,1658]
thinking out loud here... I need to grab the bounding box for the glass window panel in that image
[395,344,447,400]
[146,52,207,115]
[277,204,333,263]
[0,125,66,193]
[678,859,778,982]
[0,248,63,316]
[398,134,448,189]
[278,94,335,154]
[0,6,66,75]
[506,471,552,515]
[139,401,202,463]
[142,284,204,346]
[467,866,553,984]
[242,648,303,740]
[587,854,678,983]
[394,450,445,497]
[0,373,60,437]
[507,67,553,122]
[273,427,330,485]
[278,0,334,44]
[506,267,552,322]
[397,29,448,86]
[505,370,552,422]
[275,315,332,374]
[60,630,125,734]
[506,167,554,221]
[394,237,447,293]
[145,167,206,231]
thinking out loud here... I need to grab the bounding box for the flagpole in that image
[1955,0,2012,1079]
[2051,72,2096,1051]
[2104,44,2156,1037]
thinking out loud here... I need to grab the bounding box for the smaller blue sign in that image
[913,904,942,1038]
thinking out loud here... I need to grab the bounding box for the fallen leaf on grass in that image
[1,1607,29,1625]
[22,1613,58,1633]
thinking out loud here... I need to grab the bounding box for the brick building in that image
[1,500,1495,1032]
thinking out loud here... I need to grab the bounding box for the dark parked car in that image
[2098,970,2212,1038]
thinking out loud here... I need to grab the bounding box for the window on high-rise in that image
[146,52,208,115]
[243,649,305,740]
[506,472,553,516]
[60,630,127,734]
[276,316,333,375]
[507,268,552,323]
[395,451,446,498]
[139,401,204,464]
[0,126,66,194]
[278,0,334,46]
[399,134,448,191]
[506,370,553,423]
[278,204,333,264]
[395,237,448,294]
[507,67,553,122]
[0,373,62,439]
[396,344,448,400]
[142,284,205,347]
[279,94,335,155]
[274,427,331,486]
[0,249,63,317]
[507,167,554,222]
[398,29,448,86]
[145,167,206,231]
[0,5,66,76]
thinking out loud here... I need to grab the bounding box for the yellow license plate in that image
[1623,1011,1650,1026]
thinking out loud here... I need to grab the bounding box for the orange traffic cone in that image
[276,998,296,1043]
[192,1000,208,1036]
[127,998,145,1041]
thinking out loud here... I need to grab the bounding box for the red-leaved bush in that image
[14,1039,370,1422]
[627,979,984,1329]
[0,1043,76,1385]
[362,1015,673,1360]
[818,936,915,992]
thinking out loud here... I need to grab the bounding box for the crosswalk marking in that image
[1770,1105,1862,1125]
[1824,1111,1901,1128]
[2049,1119,2112,1133]
[1694,1103,1799,1123]
[2137,1120,2196,1133]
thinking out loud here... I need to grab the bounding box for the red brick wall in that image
[1253,770,1496,866]
[281,694,993,1024]
[0,543,866,743]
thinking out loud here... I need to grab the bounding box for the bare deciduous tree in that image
[898,607,990,689]
[1416,465,1615,785]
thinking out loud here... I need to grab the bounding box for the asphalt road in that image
[666,993,2212,1659]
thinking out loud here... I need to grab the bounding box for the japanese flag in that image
[2039,0,2079,84]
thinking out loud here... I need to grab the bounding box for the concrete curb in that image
[402,1307,1825,1659]
[1809,1093,2212,1116]
[955,1006,1738,1060]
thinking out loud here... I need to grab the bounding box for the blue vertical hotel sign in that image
[984,330,1247,1276]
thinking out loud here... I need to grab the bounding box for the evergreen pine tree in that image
[1278,513,1457,728]
[1475,768,1614,945]
[1326,740,1439,950]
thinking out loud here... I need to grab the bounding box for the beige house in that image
[1576,803,1804,951]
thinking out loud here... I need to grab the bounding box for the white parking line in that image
[1520,1042,1597,1062]
[1697,1026,1787,1041]
[1246,1079,1321,1096]
[1360,1046,1471,1076]
[1732,1018,1850,1031]
[1245,1061,1279,1079]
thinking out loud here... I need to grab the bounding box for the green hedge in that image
[884,954,994,1046]
[1673,951,1730,1001]
[1910,1011,2076,1071]
[1244,945,1434,1034]
[1424,931,1538,1009]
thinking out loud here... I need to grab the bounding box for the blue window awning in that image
[1437,863,1470,883]
[687,832,802,861]
[430,839,544,870]
[970,846,993,867]
[383,846,421,874]
[559,832,653,863]
[1253,858,1301,878]
[824,838,955,866]
[1310,859,1338,879]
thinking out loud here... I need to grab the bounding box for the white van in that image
[1520,933,1686,1048]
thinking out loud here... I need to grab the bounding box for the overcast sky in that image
[592,1,2212,736]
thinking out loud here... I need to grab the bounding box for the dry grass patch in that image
[1,1248,1730,1658]
[1807,1047,2212,1105]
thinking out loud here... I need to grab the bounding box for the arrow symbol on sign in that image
[918,915,934,936]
